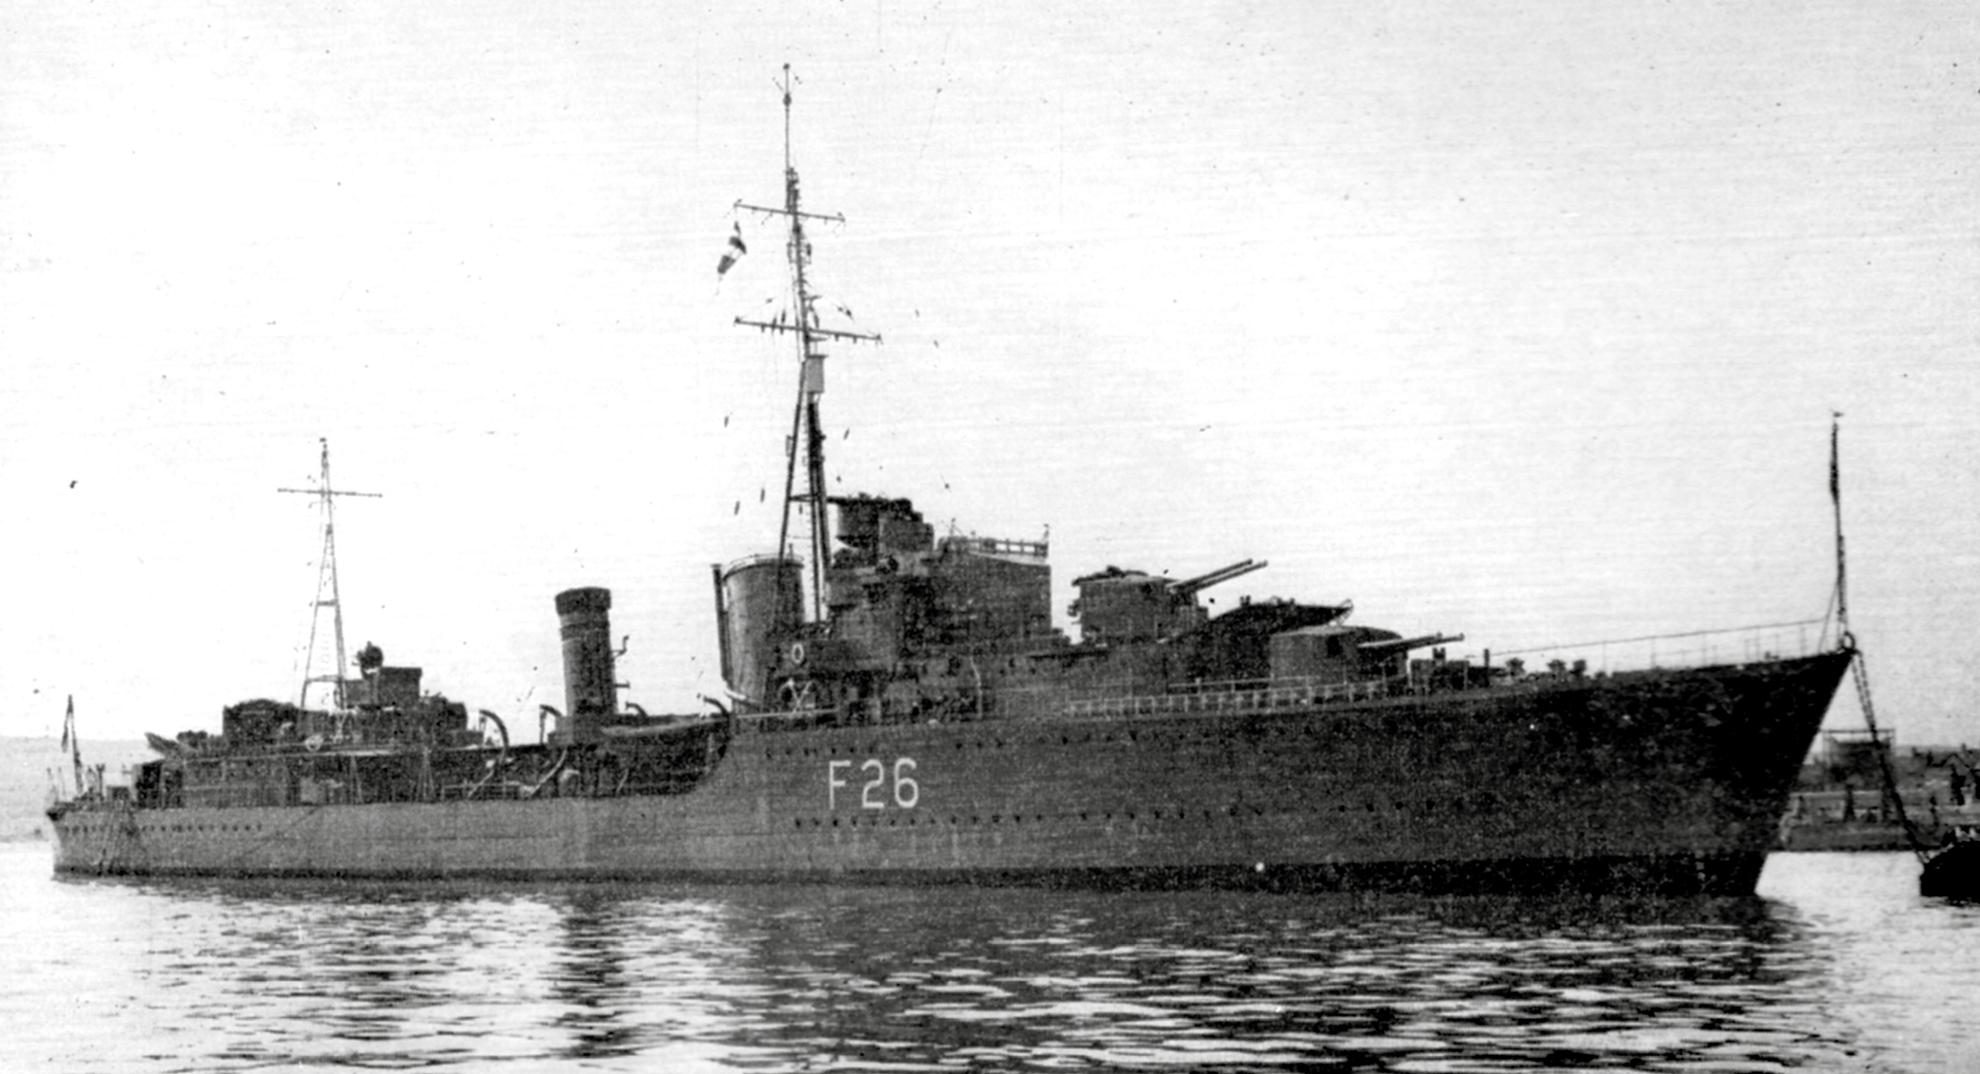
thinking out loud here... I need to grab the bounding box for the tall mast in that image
[278,439,381,708]
[61,694,83,799]
[733,66,881,621]
[1831,413,1927,861]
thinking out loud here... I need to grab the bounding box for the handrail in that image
[1490,618,1826,658]
[1065,676,1394,719]
[1489,618,1828,676]
[941,535,1048,559]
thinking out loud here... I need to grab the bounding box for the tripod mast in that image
[278,439,381,709]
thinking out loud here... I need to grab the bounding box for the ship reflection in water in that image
[24,850,1972,1071]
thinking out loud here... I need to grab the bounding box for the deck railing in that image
[1065,618,1835,721]
[1488,617,1831,676]
[940,535,1049,559]
[1064,676,1394,720]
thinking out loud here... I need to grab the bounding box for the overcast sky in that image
[4,1,1976,746]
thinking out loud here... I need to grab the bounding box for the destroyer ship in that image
[48,73,1853,894]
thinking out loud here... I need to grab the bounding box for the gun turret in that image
[1170,558,1267,597]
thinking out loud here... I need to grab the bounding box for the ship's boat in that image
[1922,841,1980,899]
[47,73,1853,895]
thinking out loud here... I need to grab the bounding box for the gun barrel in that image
[1171,558,1267,595]
[1357,632,1466,654]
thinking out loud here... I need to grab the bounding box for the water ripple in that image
[6,849,1978,1071]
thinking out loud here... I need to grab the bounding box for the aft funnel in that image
[555,587,617,734]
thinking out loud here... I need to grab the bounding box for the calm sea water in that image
[3,844,1976,1072]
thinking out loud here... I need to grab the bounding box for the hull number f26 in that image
[827,758,919,810]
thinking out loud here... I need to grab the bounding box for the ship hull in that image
[52,651,1850,895]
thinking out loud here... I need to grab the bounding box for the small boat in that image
[1922,840,1980,898]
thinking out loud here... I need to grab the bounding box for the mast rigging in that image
[1830,413,1927,863]
[730,65,881,621]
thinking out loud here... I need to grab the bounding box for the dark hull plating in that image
[1921,841,1980,900]
[52,651,1851,895]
